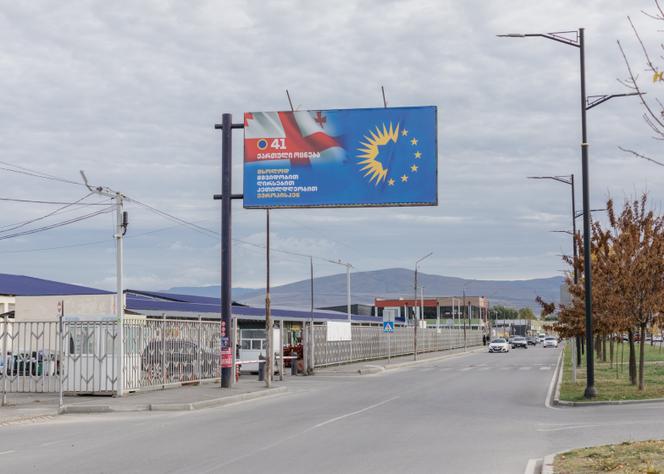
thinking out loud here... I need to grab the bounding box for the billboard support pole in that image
[214,114,244,389]
[265,209,272,388]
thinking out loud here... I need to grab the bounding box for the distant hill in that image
[166,268,563,313]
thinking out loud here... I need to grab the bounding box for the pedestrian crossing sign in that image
[383,321,395,333]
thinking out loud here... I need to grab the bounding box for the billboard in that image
[243,105,437,208]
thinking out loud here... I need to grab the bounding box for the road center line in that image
[312,396,400,430]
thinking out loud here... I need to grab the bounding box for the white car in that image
[488,338,510,353]
[543,337,559,348]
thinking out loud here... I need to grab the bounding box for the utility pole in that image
[80,171,127,397]
[213,114,244,389]
[265,209,272,388]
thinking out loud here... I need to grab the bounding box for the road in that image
[2,346,664,473]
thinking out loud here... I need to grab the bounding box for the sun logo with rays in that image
[357,122,400,185]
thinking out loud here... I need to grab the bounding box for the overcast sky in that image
[1,0,663,292]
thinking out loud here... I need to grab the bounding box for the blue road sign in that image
[383,321,395,333]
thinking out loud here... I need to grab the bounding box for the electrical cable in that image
[0,160,86,187]
[0,192,97,234]
[0,207,114,241]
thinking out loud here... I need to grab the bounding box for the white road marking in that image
[312,396,400,430]
[459,367,474,372]
[537,423,603,432]
[39,440,62,447]
[204,395,400,472]
[0,450,15,456]
[540,366,551,371]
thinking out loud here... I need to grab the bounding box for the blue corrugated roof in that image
[126,289,221,305]
[0,273,111,296]
[125,290,380,323]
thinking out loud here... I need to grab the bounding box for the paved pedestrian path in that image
[0,379,286,424]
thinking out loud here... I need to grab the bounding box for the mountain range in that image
[167,268,564,313]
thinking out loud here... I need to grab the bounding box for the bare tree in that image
[617,2,664,167]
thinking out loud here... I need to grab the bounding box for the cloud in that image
[0,0,663,292]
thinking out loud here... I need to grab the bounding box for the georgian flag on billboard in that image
[243,106,438,209]
[244,111,344,166]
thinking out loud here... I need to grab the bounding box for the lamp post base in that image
[584,385,597,399]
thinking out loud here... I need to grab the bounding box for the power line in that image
[0,160,86,187]
[0,196,110,205]
[0,207,114,241]
[0,192,98,234]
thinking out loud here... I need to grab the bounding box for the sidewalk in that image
[0,379,286,425]
[314,345,485,376]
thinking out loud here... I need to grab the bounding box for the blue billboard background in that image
[243,105,437,208]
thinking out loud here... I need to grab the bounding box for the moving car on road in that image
[543,337,559,348]
[488,338,510,353]
[527,336,538,346]
[510,336,528,349]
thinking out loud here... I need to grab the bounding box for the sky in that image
[1,0,663,292]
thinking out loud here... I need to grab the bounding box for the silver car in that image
[543,337,559,348]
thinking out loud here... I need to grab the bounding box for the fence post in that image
[161,314,166,388]
[58,315,64,409]
[2,314,8,407]
[302,321,309,374]
[197,316,202,382]
[279,320,284,381]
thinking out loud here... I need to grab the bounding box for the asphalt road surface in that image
[2,346,664,473]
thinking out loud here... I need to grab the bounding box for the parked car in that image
[488,338,510,353]
[543,337,559,348]
[527,336,538,346]
[511,336,528,349]
[141,340,219,381]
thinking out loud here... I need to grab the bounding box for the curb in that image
[60,386,287,414]
[555,396,664,407]
[541,454,555,474]
[547,350,564,408]
[523,458,542,474]
[553,348,664,407]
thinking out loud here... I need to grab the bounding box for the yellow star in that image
[414,151,422,159]
[388,178,395,186]
[411,164,418,172]
[401,174,408,182]
[401,129,409,137]
[410,138,418,146]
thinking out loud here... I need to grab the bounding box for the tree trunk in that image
[639,323,647,391]
[602,336,608,363]
[609,336,614,368]
[628,328,637,386]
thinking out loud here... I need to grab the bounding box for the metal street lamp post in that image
[528,174,582,367]
[414,252,433,360]
[499,29,641,399]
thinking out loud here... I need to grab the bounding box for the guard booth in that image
[62,314,146,394]
[238,326,281,373]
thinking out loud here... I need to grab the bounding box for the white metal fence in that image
[0,317,221,401]
[311,324,483,367]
